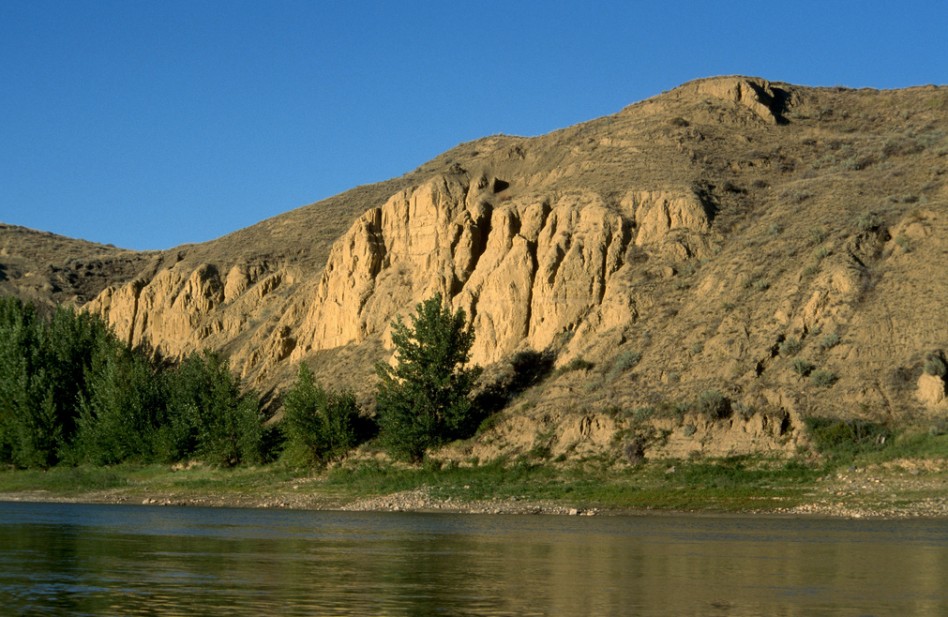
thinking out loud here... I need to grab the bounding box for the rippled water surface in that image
[0,502,945,616]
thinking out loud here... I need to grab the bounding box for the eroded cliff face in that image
[287,173,713,367]
[88,255,294,372]
[84,167,718,399]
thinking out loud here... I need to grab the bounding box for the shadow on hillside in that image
[472,349,557,423]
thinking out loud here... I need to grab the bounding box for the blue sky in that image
[2,1,946,250]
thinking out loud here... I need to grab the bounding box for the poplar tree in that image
[375,294,480,462]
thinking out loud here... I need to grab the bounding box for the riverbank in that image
[1,456,944,519]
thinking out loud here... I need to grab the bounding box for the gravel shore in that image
[2,459,944,519]
[2,480,944,519]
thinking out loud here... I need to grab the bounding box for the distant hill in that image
[0,223,150,307]
[3,76,946,462]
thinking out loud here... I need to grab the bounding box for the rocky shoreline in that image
[2,484,944,520]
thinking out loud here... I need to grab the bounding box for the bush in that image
[805,417,892,459]
[282,364,364,466]
[856,212,882,232]
[608,351,642,379]
[623,438,646,464]
[810,370,838,387]
[818,332,841,351]
[778,337,803,357]
[474,348,555,415]
[923,353,947,378]
[560,357,595,373]
[376,294,481,462]
[632,407,655,422]
[696,390,730,420]
[791,359,816,377]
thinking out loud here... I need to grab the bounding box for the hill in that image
[0,224,150,307]
[2,76,946,463]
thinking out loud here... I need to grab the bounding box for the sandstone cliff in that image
[5,76,946,462]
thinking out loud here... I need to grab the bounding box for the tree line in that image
[0,297,265,468]
[0,293,483,469]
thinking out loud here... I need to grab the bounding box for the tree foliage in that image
[159,351,263,466]
[0,296,265,468]
[0,298,113,467]
[282,363,363,466]
[375,294,481,462]
[71,344,165,465]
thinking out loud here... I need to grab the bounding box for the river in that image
[0,502,945,615]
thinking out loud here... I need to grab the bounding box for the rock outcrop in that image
[685,76,787,123]
[285,173,718,367]
[88,257,289,363]
[917,373,946,408]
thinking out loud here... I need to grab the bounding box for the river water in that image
[0,502,945,616]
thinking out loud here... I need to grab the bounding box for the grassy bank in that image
[0,458,818,512]
[2,429,944,517]
[322,456,823,512]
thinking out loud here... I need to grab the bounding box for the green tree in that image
[0,299,114,467]
[40,307,109,444]
[160,351,263,466]
[375,293,480,462]
[0,297,39,464]
[282,363,361,466]
[70,343,165,465]
[0,297,268,468]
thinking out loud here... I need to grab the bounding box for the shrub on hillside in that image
[696,390,731,420]
[810,370,838,388]
[818,332,841,351]
[474,348,555,416]
[923,353,947,378]
[778,337,803,357]
[791,359,816,377]
[607,350,642,379]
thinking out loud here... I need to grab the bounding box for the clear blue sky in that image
[2,1,946,250]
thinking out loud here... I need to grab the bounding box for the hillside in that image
[0,224,150,307]
[2,76,946,463]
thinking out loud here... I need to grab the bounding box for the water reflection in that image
[0,503,945,616]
